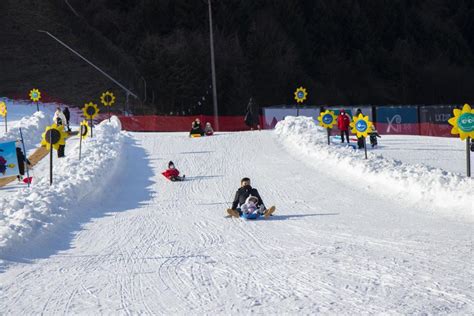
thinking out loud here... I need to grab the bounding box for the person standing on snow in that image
[53,107,67,157]
[355,108,365,149]
[245,97,261,131]
[63,107,71,132]
[337,109,351,143]
[228,177,274,217]
[16,146,31,182]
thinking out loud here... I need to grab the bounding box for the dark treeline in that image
[71,0,474,115]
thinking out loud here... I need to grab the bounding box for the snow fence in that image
[275,116,473,217]
[0,116,124,256]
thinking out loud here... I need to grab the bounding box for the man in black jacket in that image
[229,177,267,217]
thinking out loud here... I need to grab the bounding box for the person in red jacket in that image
[162,161,185,181]
[337,109,351,143]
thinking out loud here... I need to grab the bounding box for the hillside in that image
[0,0,144,111]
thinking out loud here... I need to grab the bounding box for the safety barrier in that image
[117,115,263,132]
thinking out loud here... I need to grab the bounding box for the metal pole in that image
[90,118,93,138]
[36,101,39,112]
[50,144,53,185]
[364,137,368,159]
[79,128,82,160]
[467,137,471,177]
[208,0,219,131]
[37,30,138,100]
[4,114,7,133]
[327,128,330,145]
[19,128,30,188]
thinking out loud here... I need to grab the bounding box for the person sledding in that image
[204,122,214,136]
[162,161,185,181]
[190,118,204,137]
[227,177,275,219]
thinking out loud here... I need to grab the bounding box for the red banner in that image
[117,115,263,132]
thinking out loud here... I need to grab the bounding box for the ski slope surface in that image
[0,117,473,314]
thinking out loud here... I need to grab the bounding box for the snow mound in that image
[0,111,51,150]
[275,116,473,217]
[0,116,125,255]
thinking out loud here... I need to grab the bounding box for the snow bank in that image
[0,116,125,255]
[275,116,473,216]
[0,111,51,150]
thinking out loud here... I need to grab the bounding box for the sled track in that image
[0,131,472,314]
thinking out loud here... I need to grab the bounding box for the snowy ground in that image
[0,115,472,314]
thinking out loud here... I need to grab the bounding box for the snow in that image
[275,116,473,219]
[0,116,124,263]
[0,113,472,314]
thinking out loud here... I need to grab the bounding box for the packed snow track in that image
[0,130,472,314]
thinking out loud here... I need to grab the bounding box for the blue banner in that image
[0,141,20,178]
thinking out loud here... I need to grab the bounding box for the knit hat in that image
[245,195,259,204]
[168,161,175,168]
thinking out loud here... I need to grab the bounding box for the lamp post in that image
[208,0,219,131]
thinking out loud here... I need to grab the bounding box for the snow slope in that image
[276,116,473,217]
[0,126,472,314]
[0,117,124,263]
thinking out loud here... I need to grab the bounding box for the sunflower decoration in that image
[29,89,41,102]
[448,104,474,140]
[82,102,100,120]
[80,120,90,140]
[317,110,337,129]
[0,101,7,117]
[294,87,308,103]
[100,91,116,107]
[350,114,373,138]
[41,124,68,151]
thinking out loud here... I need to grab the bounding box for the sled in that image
[22,177,33,184]
[161,172,185,181]
[190,134,202,138]
[226,206,276,220]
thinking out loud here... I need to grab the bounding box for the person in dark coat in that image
[245,97,261,130]
[355,108,365,149]
[190,118,204,136]
[63,107,71,132]
[230,177,267,216]
[16,147,31,181]
[337,109,351,143]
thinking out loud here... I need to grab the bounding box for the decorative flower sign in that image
[294,87,308,103]
[82,102,100,120]
[448,104,474,140]
[41,124,68,150]
[29,89,41,102]
[80,120,90,139]
[317,110,337,129]
[350,114,373,138]
[100,91,116,107]
[0,101,7,117]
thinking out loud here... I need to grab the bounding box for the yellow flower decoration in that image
[448,104,474,140]
[29,89,41,102]
[41,124,68,151]
[317,110,337,129]
[100,91,116,107]
[0,101,7,117]
[294,87,308,103]
[350,114,373,138]
[82,102,100,120]
[80,120,90,140]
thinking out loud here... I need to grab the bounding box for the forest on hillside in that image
[70,0,474,115]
